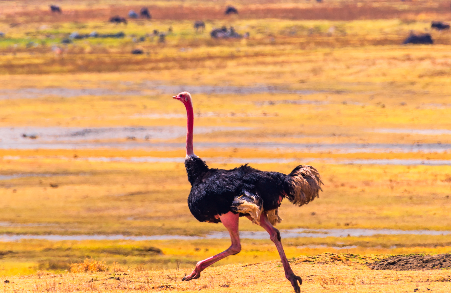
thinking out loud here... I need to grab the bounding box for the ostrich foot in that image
[181,213,241,282]
[287,273,302,293]
[182,270,201,281]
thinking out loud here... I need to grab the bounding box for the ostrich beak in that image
[172,95,177,99]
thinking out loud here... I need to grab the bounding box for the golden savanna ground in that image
[0,0,451,292]
[4,256,451,292]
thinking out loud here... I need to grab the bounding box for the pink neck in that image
[184,100,194,156]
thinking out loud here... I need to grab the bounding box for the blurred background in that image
[0,0,451,277]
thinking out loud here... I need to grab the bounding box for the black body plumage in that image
[185,156,311,223]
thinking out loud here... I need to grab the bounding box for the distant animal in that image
[194,21,205,32]
[210,26,228,38]
[403,33,433,45]
[128,10,139,19]
[140,7,151,19]
[68,32,91,40]
[109,16,127,25]
[225,6,238,15]
[153,30,159,36]
[89,31,98,38]
[168,26,173,33]
[431,21,450,31]
[50,5,61,13]
[229,27,239,37]
[159,33,166,43]
[100,32,125,38]
[210,26,242,39]
[69,32,80,39]
[131,49,144,54]
[173,92,323,293]
[0,32,4,38]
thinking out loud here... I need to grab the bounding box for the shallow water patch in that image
[0,83,324,100]
[141,81,324,96]
[4,156,451,166]
[0,126,449,153]
[331,158,451,166]
[133,112,281,119]
[0,174,28,180]
[0,88,143,99]
[2,141,450,152]
[207,157,451,166]
[254,99,327,106]
[0,228,449,242]
[419,103,451,109]
[0,126,249,149]
[374,129,451,135]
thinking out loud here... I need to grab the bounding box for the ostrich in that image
[173,92,323,293]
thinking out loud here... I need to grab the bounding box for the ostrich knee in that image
[194,242,240,272]
[229,243,241,255]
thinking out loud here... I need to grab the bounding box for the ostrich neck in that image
[184,101,195,157]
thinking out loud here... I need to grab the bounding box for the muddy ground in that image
[369,254,451,271]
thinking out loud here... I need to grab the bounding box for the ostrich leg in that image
[182,211,241,281]
[259,212,302,293]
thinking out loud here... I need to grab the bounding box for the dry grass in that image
[2,255,451,292]
[70,259,108,273]
[1,236,451,276]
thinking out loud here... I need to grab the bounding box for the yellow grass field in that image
[3,257,451,293]
[1,0,451,291]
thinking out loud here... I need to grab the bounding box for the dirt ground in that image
[3,254,451,293]
[2,3,451,24]
[369,254,451,271]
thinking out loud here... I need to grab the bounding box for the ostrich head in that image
[173,91,192,105]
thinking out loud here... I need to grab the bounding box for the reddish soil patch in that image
[368,254,451,271]
[3,4,451,24]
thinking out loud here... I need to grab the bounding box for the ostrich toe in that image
[182,271,201,281]
[287,273,302,293]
